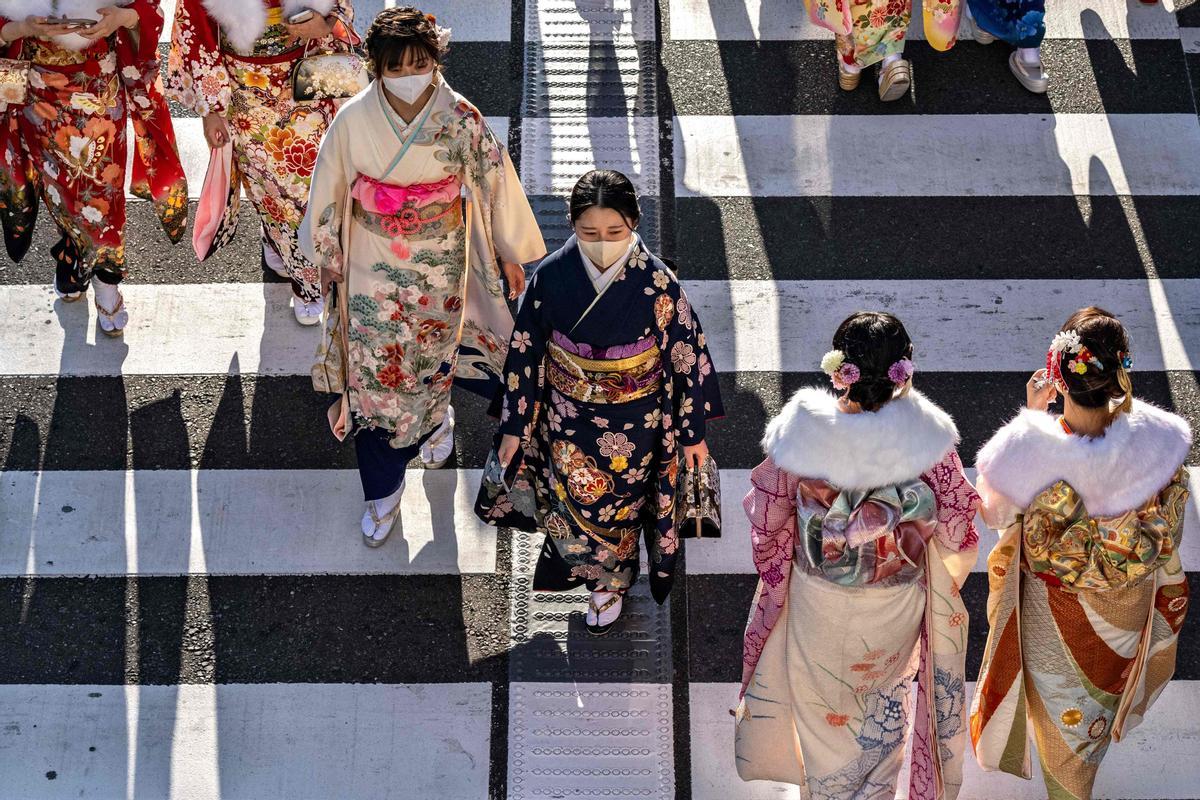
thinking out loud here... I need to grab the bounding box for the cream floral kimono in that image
[300,75,545,447]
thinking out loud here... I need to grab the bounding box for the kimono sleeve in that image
[470,115,546,266]
[663,276,723,447]
[298,112,356,286]
[124,1,166,61]
[497,269,549,438]
[919,448,981,552]
[165,0,229,116]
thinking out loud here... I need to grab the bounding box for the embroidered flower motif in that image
[1060,708,1083,727]
[850,663,874,672]
[826,713,850,727]
[609,455,629,472]
[948,612,966,627]
[511,330,532,353]
[653,270,670,290]
[671,341,697,374]
[597,432,635,458]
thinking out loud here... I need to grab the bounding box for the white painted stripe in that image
[690,681,1200,799]
[508,682,674,799]
[6,279,1196,376]
[688,469,1200,575]
[674,114,1200,197]
[0,469,494,577]
[525,0,656,43]
[0,683,492,800]
[1181,27,1200,53]
[159,0,176,43]
[669,0,1183,41]
[127,117,509,200]
[520,116,660,196]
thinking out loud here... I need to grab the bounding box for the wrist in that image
[121,8,140,29]
[2,21,26,42]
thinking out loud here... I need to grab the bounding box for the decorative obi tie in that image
[350,173,463,259]
[796,478,938,586]
[546,331,663,405]
[1020,470,1188,591]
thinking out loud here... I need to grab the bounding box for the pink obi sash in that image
[350,174,463,258]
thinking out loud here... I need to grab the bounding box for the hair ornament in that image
[887,358,915,386]
[430,18,452,50]
[1120,352,1133,370]
[1049,329,1082,355]
[821,349,860,390]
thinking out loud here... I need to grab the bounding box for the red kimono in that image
[0,1,187,291]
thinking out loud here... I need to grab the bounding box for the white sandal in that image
[420,406,455,469]
[94,291,128,337]
[361,483,404,548]
[585,590,624,636]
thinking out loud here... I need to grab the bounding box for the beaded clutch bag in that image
[677,454,721,538]
[0,59,31,109]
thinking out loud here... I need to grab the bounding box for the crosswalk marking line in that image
[0,468,494,577]
[668,0,1184,40]
[688,681,1200,799]
[5,279,1197,375]
[674,114,1200,197]
[686,469,1200,575]
[0,683,493,800]
[126,117,509,200]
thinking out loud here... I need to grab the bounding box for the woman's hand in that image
[284,14,334,44]
[1026,369,1058,411]
[79,6,139,40]
[683,440,709,468]
[202,113,230,149]
[498,434,521,468]
[7,16,76,40]
[501,262,525,300]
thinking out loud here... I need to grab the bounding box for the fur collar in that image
[763,387,960,490]
[976,400,1192,516]
[200,0,335,55]
[5,0,131,50]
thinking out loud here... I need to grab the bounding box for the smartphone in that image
[287,9,316,24]
[50,17,98,29]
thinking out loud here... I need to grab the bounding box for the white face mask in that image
[382,72,434,104]
[578,233,633,270]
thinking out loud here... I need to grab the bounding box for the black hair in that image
[568,169,641,227]
[364,7,446,77]
[831,311,914,412]
[1055,306,1133,417]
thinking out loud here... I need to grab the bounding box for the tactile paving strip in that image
[508,682,675,800]
[520,117,661,197]
[523,42,658,117]
[509,532,672,684]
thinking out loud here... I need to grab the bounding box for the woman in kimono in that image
[967,0,1048,93]
[167,0,359,325]
[479,169,724,635]
[0,1,187,335]
[971,307,1190,800]
[806,0,961,101]
[735,312,980,800]
[299,8,545,546]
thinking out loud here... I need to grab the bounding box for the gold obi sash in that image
[546,337,664,405]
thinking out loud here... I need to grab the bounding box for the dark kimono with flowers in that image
[967,0,1044,47]
[480,237,723,603]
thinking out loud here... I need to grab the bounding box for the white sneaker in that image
[92,279,128,337]
[420,406,456,468]
[292,295,323,326]
[361,481,404,547]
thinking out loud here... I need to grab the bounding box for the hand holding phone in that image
[49,17,98,30]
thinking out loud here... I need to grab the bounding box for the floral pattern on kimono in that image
[482,237,724,603]
[299,78,546,448]
[0,2,187,281]
[809,0,960,68]
[166,0,357,300]
[737,449,979,799]
[967,0,1045,47]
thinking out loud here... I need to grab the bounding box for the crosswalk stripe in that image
[0,683,493,799]
[674,114,1200,197]
[127,117,509,200]
[5,279,1196,376]
[0,468,493,577]
[686,469,1200,575]
[687,681,1200,799]
[667,0,1185,40]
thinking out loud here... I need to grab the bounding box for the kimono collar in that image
[200,0,336,55]
[976,399,1191,516]
[763,388,959,490]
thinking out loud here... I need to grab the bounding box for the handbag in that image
[676,453,721,538]
[290,39,368,103]
[0,58,31,109]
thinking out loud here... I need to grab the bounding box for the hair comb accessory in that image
[1120,352,1133,370]
[820,349,860,390]
[887,358,914,386]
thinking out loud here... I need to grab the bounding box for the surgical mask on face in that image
[382,71,433,104]
[578,233,633,270]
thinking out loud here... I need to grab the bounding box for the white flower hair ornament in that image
[424,13,452,51]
